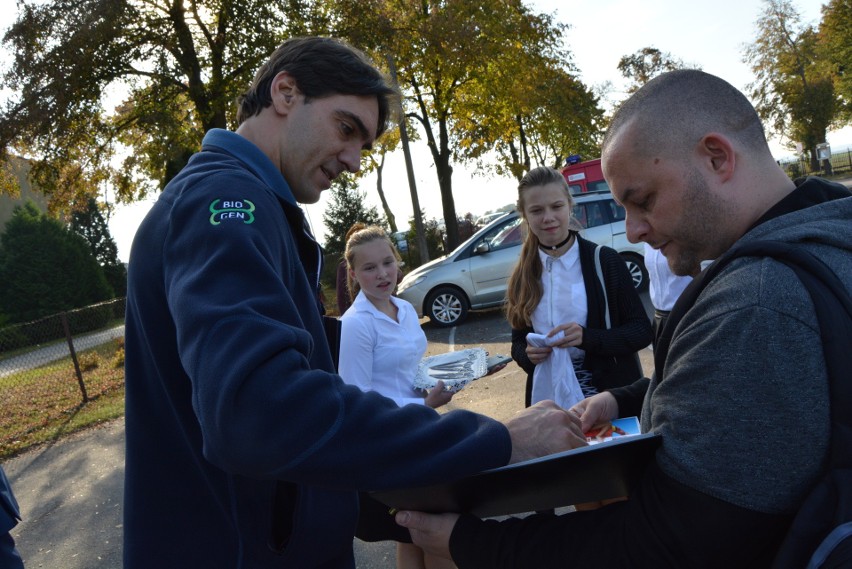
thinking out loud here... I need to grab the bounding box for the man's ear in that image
[698,133,736,183]
[270,71,299,115]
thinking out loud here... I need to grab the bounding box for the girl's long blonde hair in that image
[505,166,581,329]
[344,225,400,302]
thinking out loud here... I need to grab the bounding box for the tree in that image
[484,66,605,181]
[403,213,445,266]
[331,0,580,250]
[321,175,385,260]
[744,0,840,172]
[0,0,322,210]
[617,47,698,94]
[0,201,113,323]
[442,9,603,182]
[70,197,127,297]
[360,126,406,234]
[435,8,604,183]
[819,0,852,122]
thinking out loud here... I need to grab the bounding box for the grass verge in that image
[1,339,125,460]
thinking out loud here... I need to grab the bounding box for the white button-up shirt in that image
[644,243,692,312]
[338,291,428,406]
[531,239,588,362]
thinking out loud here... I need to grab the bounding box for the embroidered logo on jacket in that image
[209,199,255,225]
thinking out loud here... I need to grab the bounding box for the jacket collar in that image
[201,129,299,207]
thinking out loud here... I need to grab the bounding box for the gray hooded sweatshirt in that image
[643,178,852,515]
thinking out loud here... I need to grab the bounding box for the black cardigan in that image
[510,236,653,406]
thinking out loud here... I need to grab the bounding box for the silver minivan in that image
[396,193,647,327]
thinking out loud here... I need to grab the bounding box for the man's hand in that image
[569,391,619,433]
[505,400,587,464]
[395,510,459,560]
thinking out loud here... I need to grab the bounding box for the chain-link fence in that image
[0,298,126,456]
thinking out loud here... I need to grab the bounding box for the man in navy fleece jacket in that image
[122,36,584,569]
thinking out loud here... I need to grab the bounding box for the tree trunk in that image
[809,150,819,174]
[434,117,460,251]
[374,153,397,233]
[387,55,429,264]
[436,154,458,251]
[517,114,531,174]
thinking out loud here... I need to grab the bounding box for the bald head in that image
[603,70,768,160]
[600,70,797,273]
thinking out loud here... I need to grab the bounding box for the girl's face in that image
[522,182,573,247]
[349,239,399,304]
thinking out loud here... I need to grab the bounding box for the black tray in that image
[371,432,661,517]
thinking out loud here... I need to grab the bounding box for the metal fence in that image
[778,147,852,179]
[0,298,126,455]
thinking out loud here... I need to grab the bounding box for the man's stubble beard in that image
[668,168,734,276]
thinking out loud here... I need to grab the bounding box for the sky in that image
[0,0,839,261]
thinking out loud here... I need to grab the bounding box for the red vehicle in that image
[560,155,611,195]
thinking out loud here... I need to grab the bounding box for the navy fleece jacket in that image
[123,129,510,568]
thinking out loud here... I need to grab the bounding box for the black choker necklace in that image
[539,233,573,252]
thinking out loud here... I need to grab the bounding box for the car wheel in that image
[425,287,469,327]
[621,253,649,292]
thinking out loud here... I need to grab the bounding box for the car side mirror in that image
[473,241,490,255]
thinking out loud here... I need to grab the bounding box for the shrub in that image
[112,346,125,369]
[78,352,101,371]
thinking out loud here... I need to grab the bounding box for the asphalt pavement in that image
[0,326,125,379]
[0,416,407,569]
[2,304,655,569]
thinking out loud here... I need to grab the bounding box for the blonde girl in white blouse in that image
[338,225,456,569]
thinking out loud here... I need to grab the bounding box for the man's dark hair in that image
[603,69,768,158]
[237,37,398,137]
